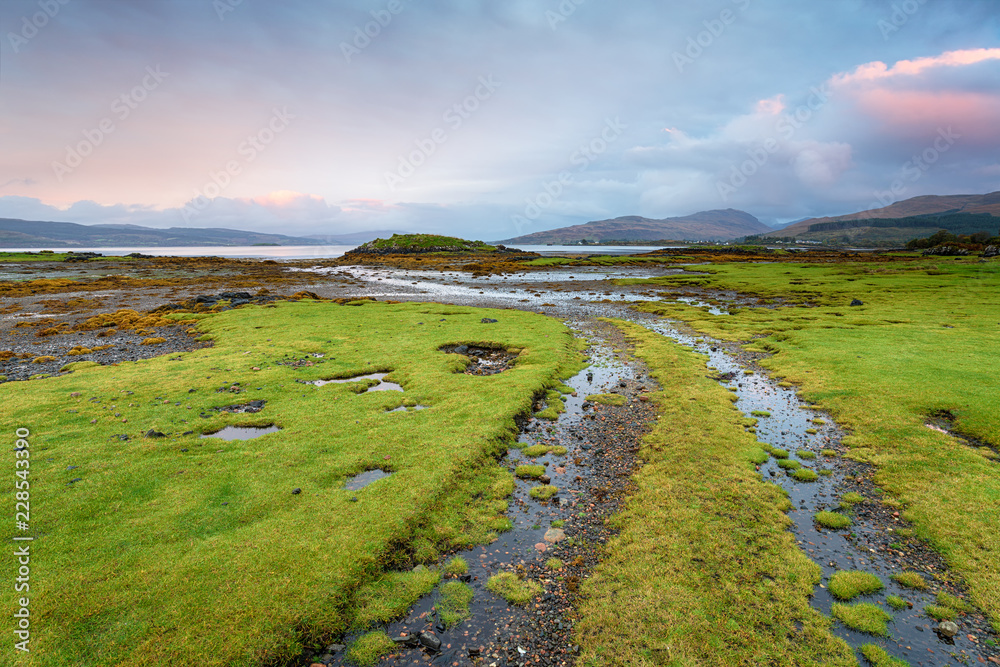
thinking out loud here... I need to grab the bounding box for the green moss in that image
[812,419,826,425]
[792,469,819,482]
[586,393,627,406]
[487,573,542,606]
[891,572,929,590]
[924,604,957,621]
[770,448,790,459]
[346,631,396,667]
[751,410,771,417]
[545,558,563,570]
[748,447,770,465]
[818,469,833,476]
[806,428,819,435]
[886,595,909,611]
[832,602,892,636]
[550,445,568,455]
[60,361,101,372]
[438,580,474,627]
[551,520,565,528]
[815,511,852,529]
[840,492,865,508]
[776,459,801,470]
[522,444,549,457]
[820,449,838,457]
[444,556,468,576]
[797,450,817,460]
[860,644,909,667]
[515,465,545,479]
[937,591,973,613]
[353,567,441,628]
[529,485,558,500]
[828,571,884,601]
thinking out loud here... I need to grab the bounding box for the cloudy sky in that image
[1,0,999,241]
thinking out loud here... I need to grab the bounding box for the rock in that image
[850,299,863,306]
[144,429,166,438]
[983,245,999,258]
[544,528,566,543]
[70,392,81,397]
[291,488,301,495]
[392,635,419,648]
[534,542,548,552]
[417,631,441,651]
[480,317,498,324]
[937,620,959,638]
[539,474,551,484]
[325,644,345,652]
[454,345,469,354]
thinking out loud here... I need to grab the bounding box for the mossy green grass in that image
[574,320,853,666]
[816,511,852,529]
[585,393,627,406]
[0,300,580,665]
[860,643,909,667]
[487,572,542,606]
[832,602,892,636]
[828,571,883,600]
[631,257,1000,631]
[891,572,929,590]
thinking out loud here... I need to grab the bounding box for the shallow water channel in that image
[313,265,997,667]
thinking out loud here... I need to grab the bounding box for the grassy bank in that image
[1,300,580,665]
[574,320,853,666]
[630,257,1000,631]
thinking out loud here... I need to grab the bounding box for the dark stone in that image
[983,245,999,258]
[68,478,82,484]
[417,631,442,651]
[540,474,551,484]
[392,635,419,648]
[454,345,469,354]
[194,295,218,304]
[180,448,189,452]
[481,318,498,324]
[219,291,252,300]
[325,644,346,652]
[144,429,166,438]
[850,299,863,306]
[291,488,302,495]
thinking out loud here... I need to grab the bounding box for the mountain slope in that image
[0,218,327,247]
[501,209,770,244]
[775,192,1000,239]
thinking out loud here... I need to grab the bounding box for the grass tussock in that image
[346,631,396,667]
[515,464,545,479]
[828,571,884,601]
[585,393,627,406]
[487,573,541,606]
[437,580,474,627]
[891,572,929,590]
[860,643,909,667]
[573,320,853,666]
[832,602,892,636]
[815,511,852,529]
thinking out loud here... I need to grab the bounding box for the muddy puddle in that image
[439,344,518,376]
[202,424,281,441]
[345,469,392,491]
[640,319,999,666]
[310,373,403,392]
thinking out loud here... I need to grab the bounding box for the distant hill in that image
[0,218,326,247]
[305,230,408,244]
[768,192,1000,244]
[500,209,770,244]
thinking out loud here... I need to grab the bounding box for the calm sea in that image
[3,245,678,259]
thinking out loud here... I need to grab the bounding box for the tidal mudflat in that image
[2,248,998,666]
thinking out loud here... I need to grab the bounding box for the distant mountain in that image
[0,218,326,247]
[500,209,770,244]
[304,230,408,244]
[771,192,1000,243]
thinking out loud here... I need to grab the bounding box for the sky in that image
[1,0,999,241]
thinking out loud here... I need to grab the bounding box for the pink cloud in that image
[832,48,1000,86]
